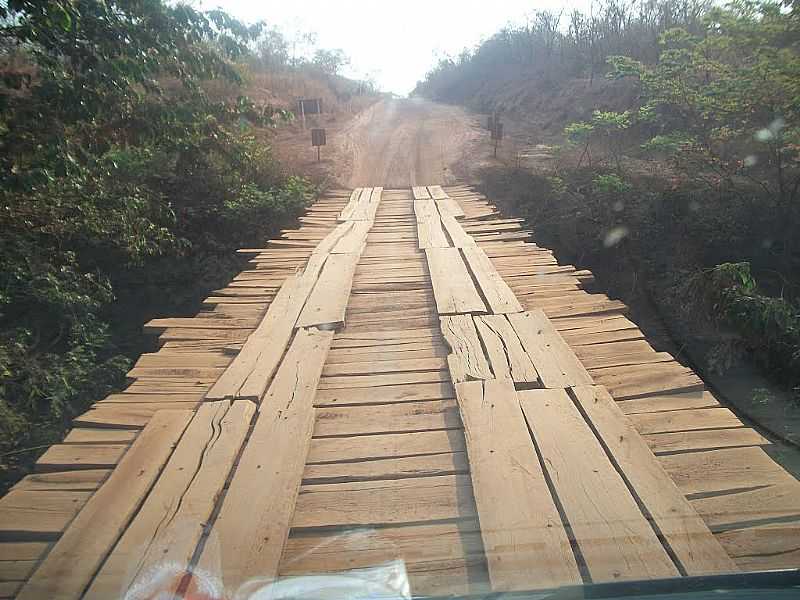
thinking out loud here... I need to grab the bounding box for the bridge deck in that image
[2,186,799,598]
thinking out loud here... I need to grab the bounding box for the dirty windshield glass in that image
[1,0,799,598]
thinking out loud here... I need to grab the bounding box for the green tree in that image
[0,0,311,486]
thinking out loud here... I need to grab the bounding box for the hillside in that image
[414,0,800,432]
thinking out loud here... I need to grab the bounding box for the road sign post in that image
[491,121,503,158]
[311,128,326,162]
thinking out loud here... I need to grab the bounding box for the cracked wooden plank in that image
[84,400,255,599]
[296,253,360,329]
[197,327,333,590]
[473,315,539,383]
[456,380,580,591]
[520,388,680,582]
[338,188,363,222]
[426,248,487,315]
[462,246,522,314]
[206,274,309,401]
[440,315,492,383]
[571,385,737,575]
[16,410,193,600]
[412,186,431,200]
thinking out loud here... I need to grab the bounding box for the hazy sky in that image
[201,1,590,95]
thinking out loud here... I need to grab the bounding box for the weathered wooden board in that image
[462,246,522,314]
[473,315,539,383]
[85,401,254,599]
[307,429,466,464]
[197,328,333,590]
[206,274,306,401]
[440,315,492,383]
[644,428,769,454]
[659,447,796,496]
[520,389,679,581]
[16,410,193,600]
[297,253,360,328]
[508,310,593,389]
[292,474,477,528]
[412,186,431,200]
[456,380,580,590]
[440,214,475,247]
[571,386,737,575]
[627,407,743,435]
[314,399,460,437]
[426,248,487,315]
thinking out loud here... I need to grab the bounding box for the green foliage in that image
[703,263,800,385]
[0,0,313,485]
[593,173,632,194]
[564,121,594,144]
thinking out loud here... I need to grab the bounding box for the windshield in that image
[1,1,799,599]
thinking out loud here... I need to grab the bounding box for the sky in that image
[200,0,590,95]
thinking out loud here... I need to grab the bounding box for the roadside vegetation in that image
[416,0,800,399]
[0,0,374,488]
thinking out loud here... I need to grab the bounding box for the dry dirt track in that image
[335,98,481,187]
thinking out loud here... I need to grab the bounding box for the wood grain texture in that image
[456,380,580,590]
[571,385,737,575]
[426,248,487,315]
[520,388,679,582]
[17,410,193,600]
[197,328,333,590]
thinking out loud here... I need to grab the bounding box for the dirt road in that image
[335,98,481,187]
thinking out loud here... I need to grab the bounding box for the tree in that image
[312,48,350,76]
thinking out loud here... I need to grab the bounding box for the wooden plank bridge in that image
[2,185,800,598]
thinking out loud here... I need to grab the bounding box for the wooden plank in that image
[35,444,127,472]
[440,315,492,383]
[427,185,448,199]
[338,188,362,221]
[691,482,800,531]
[520,389,679,581]
[508,310,593,389]
[462,246,522,314]
[456,380,580,590]
[205,274,306,401]
[62,428,137,444]
[441,214,475,247]
[313,381,454,406]
[437,198,465,219]
[412,186,431,200]
[314,400,460,437]
[571,385,737,575]
[628,408,743,435]
[303,451,469,483]
[426,248,487,314]
[644,428,769,454]
[473,315,539,383]
[85,401,254,599]
[0,490,90,541]
[717,520,800,571]
[307,430,466,464]
[0,542,50,562]
[659,447,796,496]
[16,410,193,600]
[280,521,483,577]
[296,253,359,328]
[619,391,721,415]
[291,474,476,528]
[331,221,371,254]
[196,327,333,590]
[12,470,109,492]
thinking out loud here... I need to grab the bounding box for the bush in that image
[0,1,313,487]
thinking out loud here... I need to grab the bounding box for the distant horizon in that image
[201,0,591,95]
